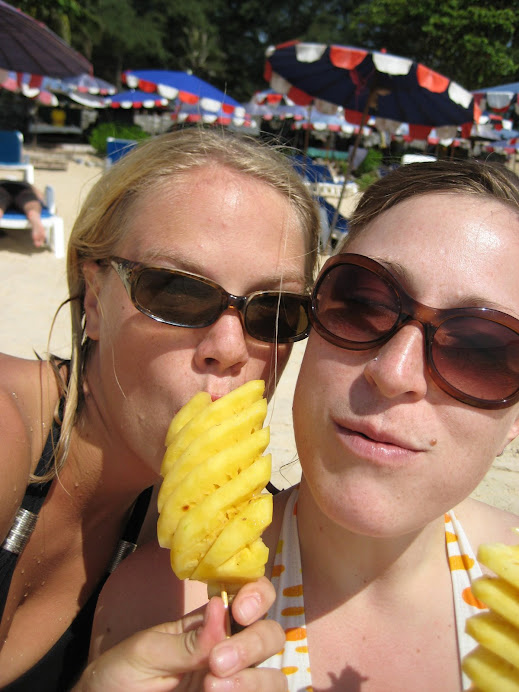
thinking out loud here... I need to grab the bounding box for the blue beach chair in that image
[0,185,65,258]
[0,130,35,184]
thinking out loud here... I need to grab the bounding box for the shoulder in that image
[91,539,190,657]
[454,497,518,565]
[0,355,60,541]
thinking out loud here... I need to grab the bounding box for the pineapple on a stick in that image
[463,538,519,692]
[157,380,273,604]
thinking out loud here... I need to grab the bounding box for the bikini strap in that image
[107,485,153,573]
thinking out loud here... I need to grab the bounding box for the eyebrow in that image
[372,256,518,316]
[135,252,306,291]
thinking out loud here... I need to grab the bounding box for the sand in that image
[1,146,518,515]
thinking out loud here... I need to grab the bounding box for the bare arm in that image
[0,355,59,542]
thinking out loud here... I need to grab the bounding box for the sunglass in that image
[310,253,519,409]
[98,256,311,344]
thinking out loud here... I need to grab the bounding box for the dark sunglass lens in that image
[433,317,519,401]
[246,293,309,342]
[315,264,400,344]
[135,270,222,326]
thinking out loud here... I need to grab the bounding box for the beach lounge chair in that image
[290,154,343,197]
[316,195,350,252]
[0,185,65,258]
[0,130,35,184]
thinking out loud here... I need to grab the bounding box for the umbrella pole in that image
[328,95,370,249]
[303,104,312,155]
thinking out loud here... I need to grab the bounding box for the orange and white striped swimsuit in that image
[259,486,486,691]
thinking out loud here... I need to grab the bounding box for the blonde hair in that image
[46,128,320,479]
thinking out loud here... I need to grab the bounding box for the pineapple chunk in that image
[157,428,270,548]
[161,379,265,472]
[164,391,212,446]
[159,397,267,505]
[463,537,519,692]
[466,612,519,669]
[158,380,273,598]
[203,538,269,583]
[191,494,273,579]
[472,577,519,630]
[170,454,271,579]
[462,645,519,692]
[477,543,519,590]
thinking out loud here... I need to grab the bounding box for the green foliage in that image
[13,0,519,105]
[349,0,519,90]
[356,171,379,192]
[88,122,149,156]
[355,148,383,176]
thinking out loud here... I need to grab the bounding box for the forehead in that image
[347,192,519,311]
[117,164,307,289]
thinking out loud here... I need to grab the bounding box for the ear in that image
[82,260,102,341]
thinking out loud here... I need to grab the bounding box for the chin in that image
[306,475,428,538]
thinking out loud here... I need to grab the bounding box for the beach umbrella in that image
[0,0,91,78]
[0,69,59,106]
[473,82,519,116]
[246,88,307,122]
[105,89,169,109]
[41,73,116,109]
[170,102,252,128]
[46,73,117,96]
[265,40,474,231]
[265,41,474,139]
[122,69,246,117]
[292,109,371,136]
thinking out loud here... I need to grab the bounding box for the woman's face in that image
[294,192,519,536]
[83,164,308,476]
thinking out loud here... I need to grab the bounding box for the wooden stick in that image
[221,587,232,638]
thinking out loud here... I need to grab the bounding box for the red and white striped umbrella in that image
[0,69,58,106]
[122,70,246,117]
[265,41,474,141]
[106,90,169,109]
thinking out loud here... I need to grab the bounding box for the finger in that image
[208,619,285,677]
[231,577,276,626]
[205,666,288,691]
[146,598,228,673]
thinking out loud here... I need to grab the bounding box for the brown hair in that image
[44,128,320,480]
[338,158,519,251]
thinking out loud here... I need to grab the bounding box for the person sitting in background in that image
[91,158,519,692]
[0,179,47,248]
[0,127,320,691]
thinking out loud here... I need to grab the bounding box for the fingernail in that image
[212,644,239,675]
[234,595,259,623]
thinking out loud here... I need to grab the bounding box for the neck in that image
[296,478,446,609]
[57,395,158,527]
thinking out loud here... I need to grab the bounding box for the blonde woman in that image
[0,128,320,690]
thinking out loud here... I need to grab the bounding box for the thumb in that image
[174,596,229,667]
[76,599,229,691]
[152,596,229,674]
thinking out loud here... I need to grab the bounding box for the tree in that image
[14,0,519,106]
[349,0,519,90]
[17,0,99,57]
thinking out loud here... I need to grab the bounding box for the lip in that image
[333,420,426,465]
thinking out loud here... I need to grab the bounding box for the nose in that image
[193,307,250,375]
[363,323,428,402]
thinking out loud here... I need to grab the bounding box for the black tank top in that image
[0,407,152,691]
